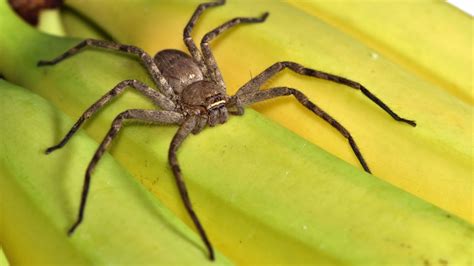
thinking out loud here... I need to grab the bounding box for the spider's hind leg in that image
[238,87,372,173]
[169,116,215,260]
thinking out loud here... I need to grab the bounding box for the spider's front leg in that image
[237,61,416,126]
[200,12,269,89]
[183,0,269,87]
[168,116,215,260]
[235,87,372,173]
[45,80,175,154]
[37,39,175,99]
[183,0,225,74]
[68,109,183,235]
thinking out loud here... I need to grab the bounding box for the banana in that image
[37,9,65,36]
[1,0,473,265]
[59,8,111,40]
[0,247,10,266]
[0,80,231,264]
[63,0,473,224]
[286,0,473,105]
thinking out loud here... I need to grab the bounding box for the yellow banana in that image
[63,0,473,223]
[1,0,473,265]
[287,0,473,104]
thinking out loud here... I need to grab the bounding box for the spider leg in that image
[37,39,175,99]
[237,61,416,126]
[45,79,175,154]
[184,0,225,74]
[201,12,269,89]
[169,116,214,260]
[237,87,371,173]
[68,109,184,235]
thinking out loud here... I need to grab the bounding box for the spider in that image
[39,0,416,261]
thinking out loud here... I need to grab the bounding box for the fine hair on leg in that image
[237,87,371,173]
[68,109,184,235]
[183,0,226,75]
[38,39,175,99]
[168,116,215,260]
[200,12,269,88]
[237,61,416,126]
[45,80,175,154]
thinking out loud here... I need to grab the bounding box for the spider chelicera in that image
[39,0,416,261]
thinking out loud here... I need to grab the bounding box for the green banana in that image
[63,0,472,223]
[0,80,231,265]
[1,0,473,265]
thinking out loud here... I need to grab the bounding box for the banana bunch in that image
[63,0,473,223]
[1,0,472,265]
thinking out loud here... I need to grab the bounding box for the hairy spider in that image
[40,0,416,261]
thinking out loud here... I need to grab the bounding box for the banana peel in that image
[37,9,65,36]
[1,0,473,265]
[0,80,232,265]
[59,7,112,40]
[63,0,473,224]
[287,0,473,105]
[0,247,10,266]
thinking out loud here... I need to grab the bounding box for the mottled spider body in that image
[155,49,204,95]
[39,0,415,261]
[155,49,230,130]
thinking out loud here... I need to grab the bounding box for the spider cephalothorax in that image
[180,81,229,126]
[39,0,415,261]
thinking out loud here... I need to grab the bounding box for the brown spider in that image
[39,0,416,261]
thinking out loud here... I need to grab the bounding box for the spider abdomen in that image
[154,49,203,94]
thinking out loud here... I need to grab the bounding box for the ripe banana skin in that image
[1,0,473,265]
[287,0,473,104]
[63,0,473,224]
